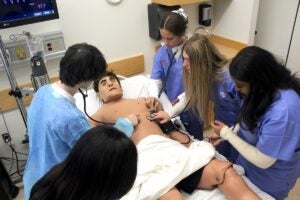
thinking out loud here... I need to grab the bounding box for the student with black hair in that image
[211,46,300,199]
[23,43,138,200]
[29,125,138,200]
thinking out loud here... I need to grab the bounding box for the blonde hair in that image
[182,34,228,126]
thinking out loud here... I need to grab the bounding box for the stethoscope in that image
[158,48,179,98]
[78,88,114,125]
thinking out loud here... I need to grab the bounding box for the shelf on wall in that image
[211,34,247,60]
[151,0,209,6]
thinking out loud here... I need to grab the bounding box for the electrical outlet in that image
[15,46,27,60]
[2,133,11,143]
[44,37,65,54]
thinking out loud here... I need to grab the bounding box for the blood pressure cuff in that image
[157,120,179,135]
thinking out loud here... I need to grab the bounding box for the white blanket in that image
[121,135,215,200]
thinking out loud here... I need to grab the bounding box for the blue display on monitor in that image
[0,0,59,29]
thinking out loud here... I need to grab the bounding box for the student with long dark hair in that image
[30,125,138,200]
[211,46,300,199]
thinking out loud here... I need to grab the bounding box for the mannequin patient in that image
[89,71,261,200]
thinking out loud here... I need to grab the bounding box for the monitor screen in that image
[0,0,59,29]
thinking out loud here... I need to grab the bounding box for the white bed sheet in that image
[74,74,274,200]
[184,175,274,200]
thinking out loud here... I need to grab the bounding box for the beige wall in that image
[255,0,300,73]
[213,0,259,45]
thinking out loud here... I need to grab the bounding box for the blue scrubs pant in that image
[180,110,203,140]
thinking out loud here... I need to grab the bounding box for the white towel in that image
[121,135,215,200]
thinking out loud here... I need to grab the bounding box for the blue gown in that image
[23,84,90,200]
[23,84,134,200]
[236,89,300,199]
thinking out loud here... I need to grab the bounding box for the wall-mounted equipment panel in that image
[0,31,65,70]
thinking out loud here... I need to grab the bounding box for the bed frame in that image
[0,54,144,111]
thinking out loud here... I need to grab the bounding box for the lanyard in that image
[158,49,179,98]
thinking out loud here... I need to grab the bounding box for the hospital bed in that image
[74,74,274,200]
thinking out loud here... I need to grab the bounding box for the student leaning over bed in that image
[150,8,203,141]
[23,43,138,200]
[89,71,262,200]
[211,46,300,200]
[152,34,241,161]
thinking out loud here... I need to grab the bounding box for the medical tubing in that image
[178,129,191,145]
[158,49,178,98]
[9,143,22,176]
[78,88,114,125]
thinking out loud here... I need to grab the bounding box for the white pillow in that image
[74,75,171,116]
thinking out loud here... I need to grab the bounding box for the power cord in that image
[0,107,27,182]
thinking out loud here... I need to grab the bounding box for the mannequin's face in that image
[98,76,122,103]
[160,29,184,48]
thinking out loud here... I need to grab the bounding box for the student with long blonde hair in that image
[152,34,240,160]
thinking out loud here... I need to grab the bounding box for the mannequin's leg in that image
[197,159,261,200]
[198,159,232,189]
[218,167,261,200]
[159,187,184,200]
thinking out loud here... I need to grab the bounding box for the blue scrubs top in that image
[151,44,184,102]
[212,68,241,160]
[23,84,90,200]
[236,89,300,200]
